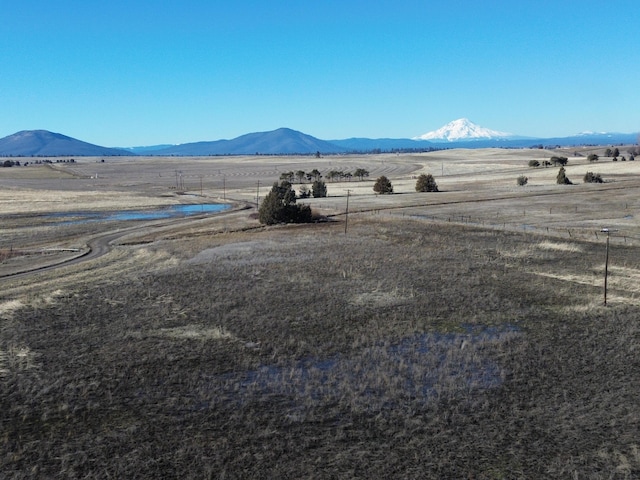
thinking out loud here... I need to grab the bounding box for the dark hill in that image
[0,130,131,156]
[155,128,348,155]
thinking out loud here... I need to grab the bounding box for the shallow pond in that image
[45,203,230,225]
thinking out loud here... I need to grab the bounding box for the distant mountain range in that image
[0,121,637,157]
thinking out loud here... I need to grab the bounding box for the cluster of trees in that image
[604,148,620,157]
[550,156,568,166]
[0,159,76,167]
[527,163,607,186]
[603,147,634,161]
[298,180,328,199]
[279,168,369,184]
[583,172,603,183]
[279,169,322,183]
[528,157,569,168]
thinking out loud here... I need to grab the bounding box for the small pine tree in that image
[517,175,528,186]
[311,180,327,198]
[415,173,439,192]
[373,175,393,194]
[556,167,572,185]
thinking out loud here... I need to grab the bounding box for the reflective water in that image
[46,203,230,225]
[215,325,520,413]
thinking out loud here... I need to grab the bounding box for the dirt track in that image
[0,204,255,281]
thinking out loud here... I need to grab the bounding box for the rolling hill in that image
[152,128,348,155]
[0,130,131,156]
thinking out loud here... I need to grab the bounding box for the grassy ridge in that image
[1,217,639,478]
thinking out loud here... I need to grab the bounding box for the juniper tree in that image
[258,181,312,225]
[373,175,393,194]
[415,173,439,192]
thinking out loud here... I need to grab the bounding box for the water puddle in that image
[215,325,520,414]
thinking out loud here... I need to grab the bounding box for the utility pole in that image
[256,181,260,207]
[344,189,351,235]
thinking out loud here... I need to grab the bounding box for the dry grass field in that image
[1,148,640,478]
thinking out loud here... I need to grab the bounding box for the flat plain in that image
[1,147,639,478]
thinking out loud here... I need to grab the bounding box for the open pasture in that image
[1,148,640,478]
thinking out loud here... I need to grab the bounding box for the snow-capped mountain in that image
[413,118,514,142]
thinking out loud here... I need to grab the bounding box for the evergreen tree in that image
[258,181,312,225]
[415,173,439,192]
[373,175,393,194]
[556,167,572,185]
[311,180,327,198]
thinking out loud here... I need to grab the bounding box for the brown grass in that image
[1,150,640,478]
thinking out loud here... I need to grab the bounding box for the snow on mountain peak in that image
[413,118,513,142]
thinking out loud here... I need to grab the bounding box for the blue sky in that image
[2,1,638,146]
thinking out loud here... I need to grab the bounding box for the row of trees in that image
[519,167,605,186]
[279,168,370,184]
[529,153,636,167]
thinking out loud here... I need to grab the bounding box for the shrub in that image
[550,156,568,166]
[373,175,393,194]
[259,181,312,225]
[415,173,439,192]
[311,180,327,198]
[583,172,603,183]
[528,160,540,167]
[588,154,599,162]
[517,175,528,186]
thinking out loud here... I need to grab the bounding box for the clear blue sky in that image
[2,0,638,146]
